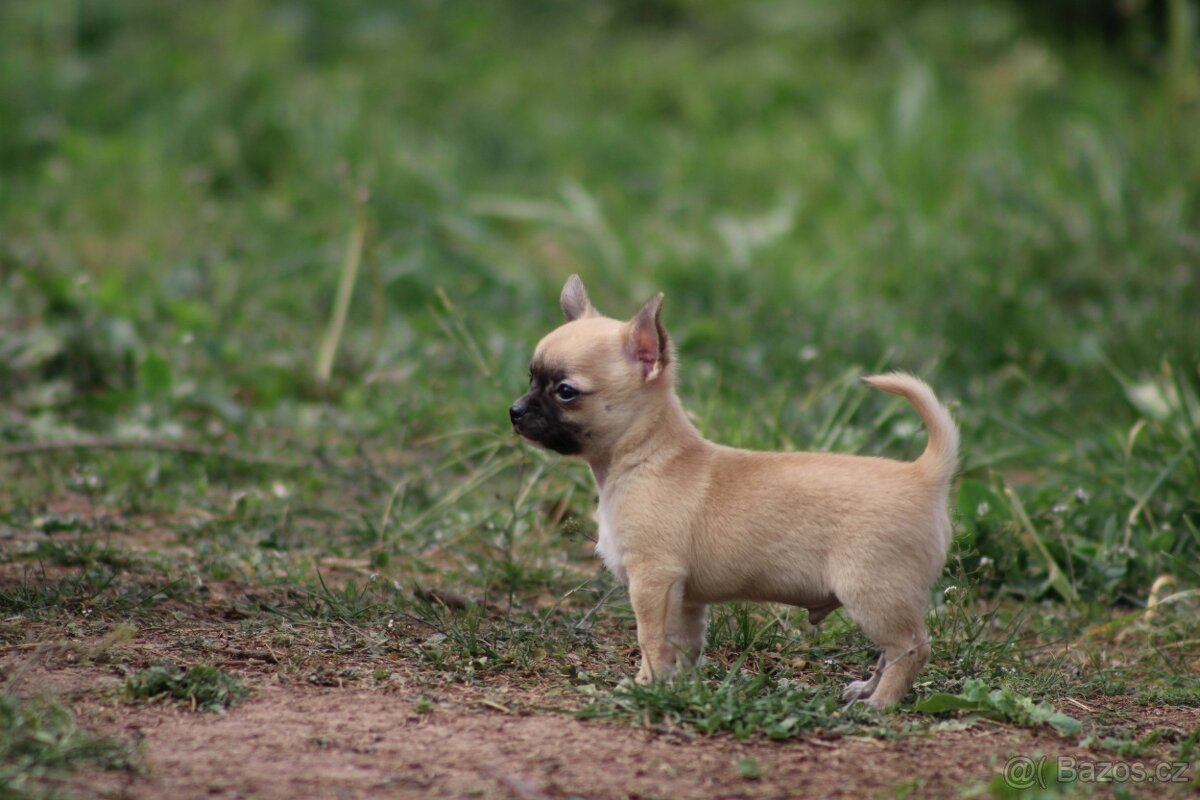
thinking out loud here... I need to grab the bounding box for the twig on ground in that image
[572,583,620,632]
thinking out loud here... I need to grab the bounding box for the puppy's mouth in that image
[510,417,539,443]
[511,417,584,456]
[509,396,584,456]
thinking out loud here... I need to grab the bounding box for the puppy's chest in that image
[594,494,628,585]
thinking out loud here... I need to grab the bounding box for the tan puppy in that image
[509,275,959,708]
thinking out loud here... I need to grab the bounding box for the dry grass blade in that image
[1004,483,1079,603]
[315,204,368,385]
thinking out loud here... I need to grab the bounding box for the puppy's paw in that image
[864,695,896,711]
[840,679,875,704]
[635,662,676,684]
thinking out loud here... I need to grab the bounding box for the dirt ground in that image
[2,501,1197,799]
[2,652,1193,800]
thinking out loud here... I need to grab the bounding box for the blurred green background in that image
[1,0,1198,604]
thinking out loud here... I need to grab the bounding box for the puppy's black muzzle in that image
[509,392,538,440]
[508,392,583,455]
[509,397,529,425]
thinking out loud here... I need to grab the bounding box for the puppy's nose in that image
[509,399,528,424]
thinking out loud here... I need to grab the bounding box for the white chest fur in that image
[594,491,628,585]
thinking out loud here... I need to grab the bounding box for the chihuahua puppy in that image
[509,276,958,708]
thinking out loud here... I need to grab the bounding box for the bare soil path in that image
[7,657,1193,800]
[3,502,1197,799]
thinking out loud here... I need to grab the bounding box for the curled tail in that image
[862,372,959,483]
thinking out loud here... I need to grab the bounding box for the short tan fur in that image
[509,276,959,708]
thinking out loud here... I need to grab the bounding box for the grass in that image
[1,0,1199,793]
[0,693,136,798]
[578,667,860,740]
[124,664,250,713]
[911,679,1082,736]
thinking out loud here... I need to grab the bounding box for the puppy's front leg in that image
[628,569,686,683]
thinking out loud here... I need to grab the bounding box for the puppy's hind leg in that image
[841,653,885,705]
[864,635,930,709]
[841,589,931,709]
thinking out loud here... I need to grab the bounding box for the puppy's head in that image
[509,275,672,458]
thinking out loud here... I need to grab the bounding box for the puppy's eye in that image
[554,383,580,402]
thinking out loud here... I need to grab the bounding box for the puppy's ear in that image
[560,274,598,321]
[628,292,668,381]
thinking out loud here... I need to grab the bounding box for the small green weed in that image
[0,562,189,620]
[735,756,763,780]
[1177,726,1199,763]
[260,570,406,625]
[706,603,798,656]
[928,586,1040,684]
[579,662,866,740]
[980,759,1076,800]
[21,538,132,570]
[125,664,249,713]
[408,595,600,679]
[0,564,118,617]
[912,678,1082,735]
[0,693,136,796]
[1098,726,1172,758]
[1136,683,1200,707]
